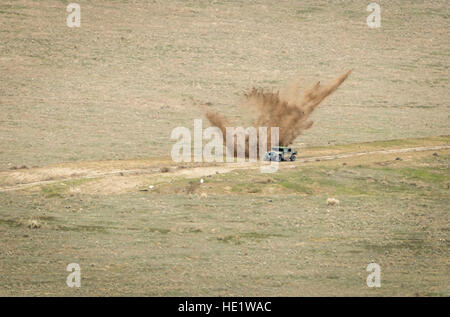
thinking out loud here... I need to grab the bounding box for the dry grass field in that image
[0,1,449,296]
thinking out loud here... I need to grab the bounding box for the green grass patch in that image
[378,167,448,184]
[396,168,448,183]
[56,224,108,233]
[217,231,284,245]
[0,218,22,228]
[148,227,170,234]
[40,178,95,197]
[296,6,324,15]
[41,184,66,198]
[231,183,261,193]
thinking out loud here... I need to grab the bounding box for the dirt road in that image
[1,144,448,193]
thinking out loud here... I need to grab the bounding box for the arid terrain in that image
[0,1,449,296]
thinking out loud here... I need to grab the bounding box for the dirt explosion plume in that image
[205,70,351,158]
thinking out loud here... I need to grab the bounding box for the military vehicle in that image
[263,146,297,162]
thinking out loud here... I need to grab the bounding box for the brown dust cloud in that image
[205,70,351,158]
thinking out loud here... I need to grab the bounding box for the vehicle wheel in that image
[290,155,296,161]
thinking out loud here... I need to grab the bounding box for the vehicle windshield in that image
[272,147,291,152]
